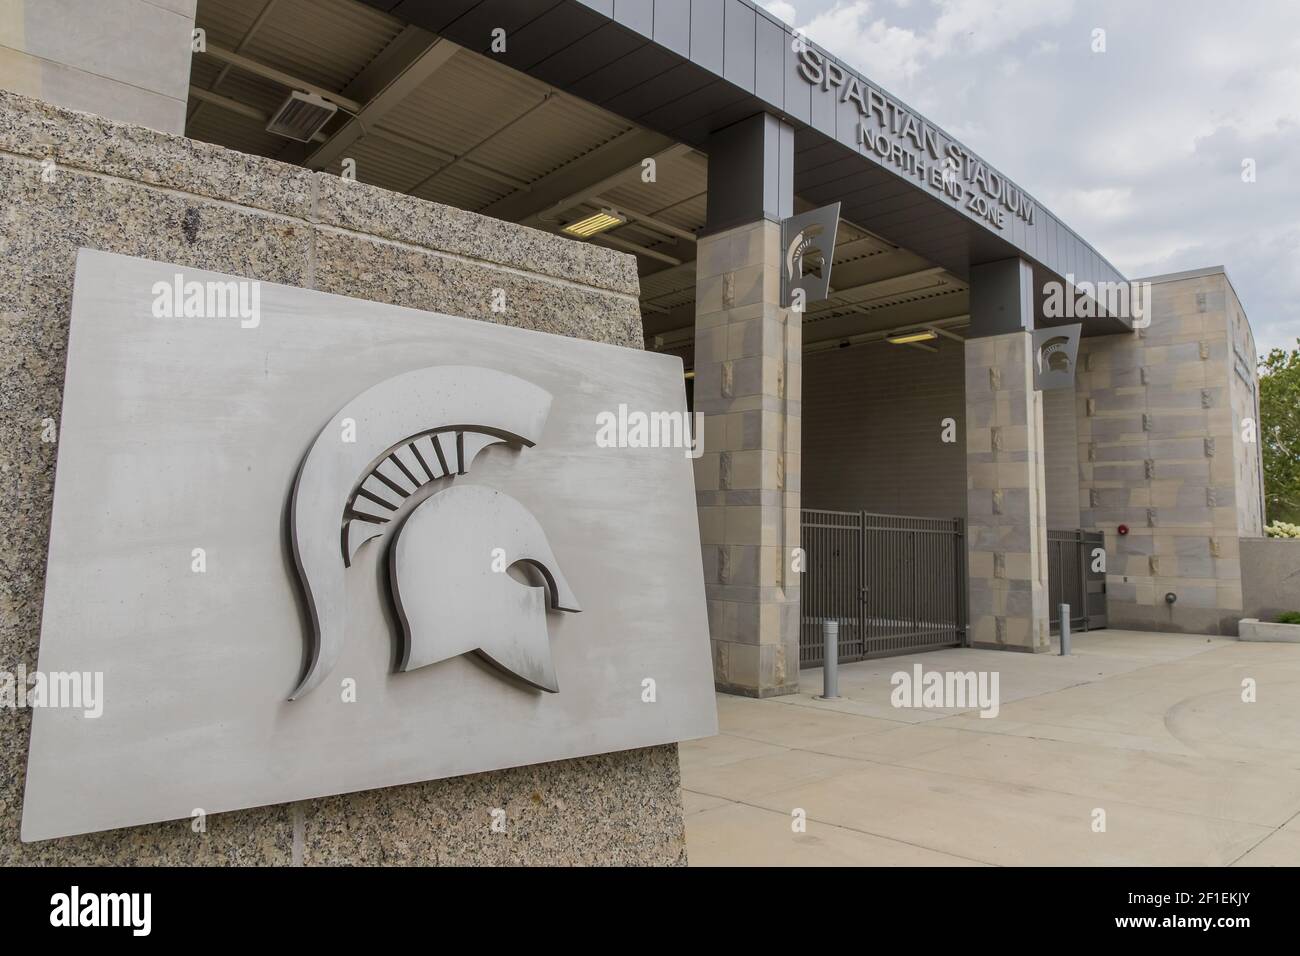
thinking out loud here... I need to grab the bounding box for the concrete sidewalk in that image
[681,629,1300,866]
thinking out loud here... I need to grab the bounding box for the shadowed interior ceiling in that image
[186,0,972,369]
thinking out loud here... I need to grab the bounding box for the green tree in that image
[1260,340,1300,524]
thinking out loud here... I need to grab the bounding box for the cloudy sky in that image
[757,0,1300,355]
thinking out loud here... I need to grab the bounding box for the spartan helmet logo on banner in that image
[780,202,841,309]
[287,366,580,700]
[1031,324,1082,391]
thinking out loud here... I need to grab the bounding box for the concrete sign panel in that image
[22,249,717,842]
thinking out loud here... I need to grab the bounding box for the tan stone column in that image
[965,260,1051,652]
[693,219,801,695]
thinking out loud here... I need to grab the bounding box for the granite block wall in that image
[0,90,685,865]
[1075,268,1264,635]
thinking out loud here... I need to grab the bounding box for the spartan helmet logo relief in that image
[1031,324,1082,391]
[1040,337,1072,373]
[780,202,841,308]
[786,224,825,284]
[288,366,580,700]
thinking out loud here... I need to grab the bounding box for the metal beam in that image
[304,30,457,171]
[187,86,328,141]
[638,259,699,305]
[649,314,971,356]
[477,127,675,223]
[820,266,951,304]
[199,43,364,112]
[409,93,554,195]
[361,128,527,192]
[366,129,530,190]
[188,86,267,123]
[188,0,281,127]
[589,233,682,266]
[586,196,697,243]
[923,324,967,343]
[803,315,970,355]
[522,142,696,228]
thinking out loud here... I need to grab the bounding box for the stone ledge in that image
[0,89,641,298]
[1237,618,1300,643]
[0,88,315,219]
[314,174,640,297]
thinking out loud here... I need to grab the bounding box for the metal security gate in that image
[1047,529,1108,633]
[800,510,967,667]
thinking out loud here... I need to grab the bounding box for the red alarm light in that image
[1117,524,1129,536]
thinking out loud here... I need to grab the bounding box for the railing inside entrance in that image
[1047,528,1108,633]
[800,510,967,668]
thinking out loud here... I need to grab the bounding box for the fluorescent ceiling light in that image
[886,329,939,345]
[562,209,626,238]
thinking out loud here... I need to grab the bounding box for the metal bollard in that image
[1059,604,1071,656]
[817,619,841,700]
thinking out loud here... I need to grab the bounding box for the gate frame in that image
[1047,528,1108,634]
[800,509,968,668]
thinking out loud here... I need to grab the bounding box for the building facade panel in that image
[1074,269,1263,635]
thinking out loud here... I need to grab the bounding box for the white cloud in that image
[788,0,1075,96]
[756,1,799,27]
[928,0,1074,57]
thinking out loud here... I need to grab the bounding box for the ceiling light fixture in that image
[885,328,939,345]
[562,209,627,238]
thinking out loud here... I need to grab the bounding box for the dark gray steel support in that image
[968,257,1035,338]
[702,112,794,235]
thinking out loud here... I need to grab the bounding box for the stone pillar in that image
[964,259,1051,652]
[694,114,800,696]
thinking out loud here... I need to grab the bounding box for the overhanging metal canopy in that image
[361,0,1131,334]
